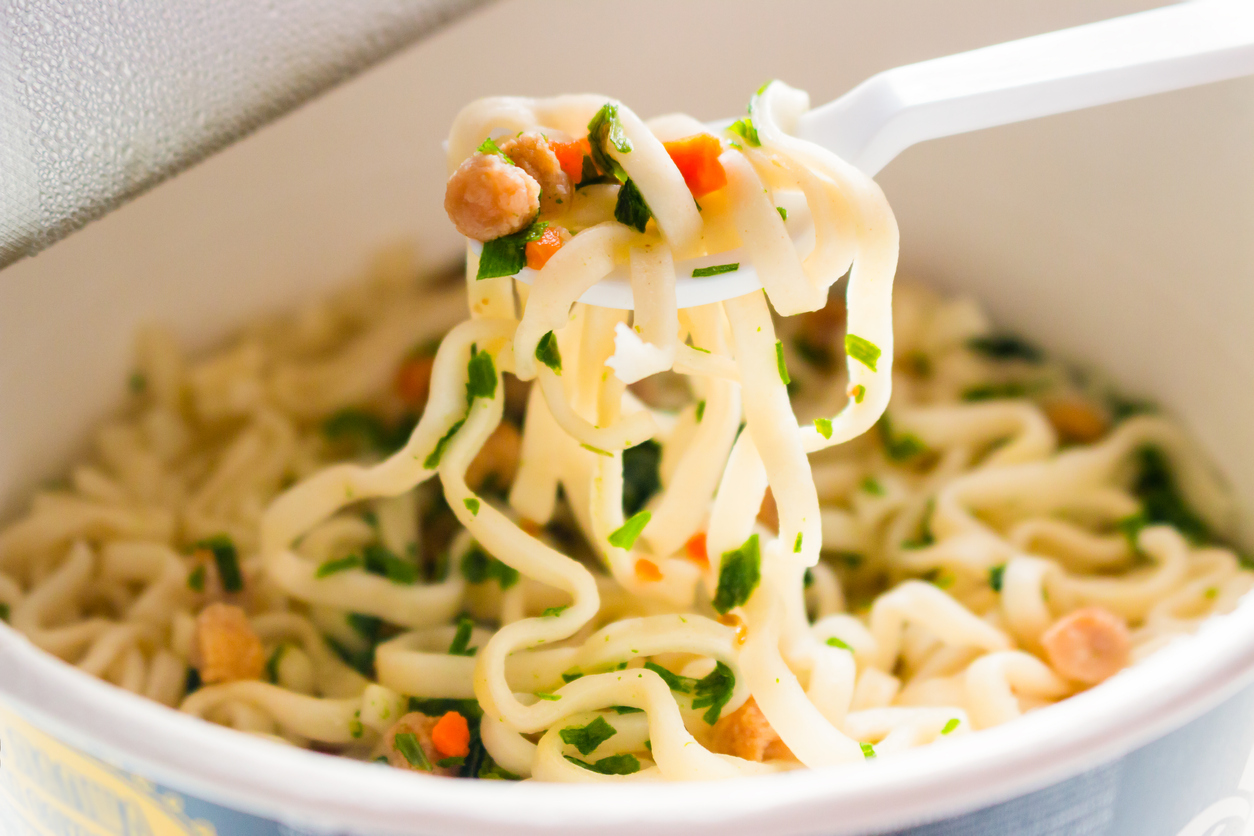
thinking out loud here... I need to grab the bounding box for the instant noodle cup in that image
[3,2,1254,834]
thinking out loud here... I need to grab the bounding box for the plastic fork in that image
[512,0,1254,310]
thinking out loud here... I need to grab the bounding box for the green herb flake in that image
[614,178,653,233]
[265,643,289,683]
[608,510,651,550]
[187,564,206,592]
[460,546,520,590]
[644,661,691,693]
[195,535,243,593]
[860,476,885,496]
[622,440,662,516]
[689,345,711,354]
[394,732,434,771]
[793,532,803,553]
[448,616,478,657]
[728,118,761,146]
[350,714,364,739]
[961,381,1035,402]
[1132,445,1212,544]
[861,742,877,759]
[565,753,641,775]
[477,136,514,165]
[826,636,853,652]
[877,415,928,462]
[476,220,549,280]
[713,534,761,614]
[561,670,584,683]
[803,567,814,588]
[814,417,833,439]
[534,692,561,701]
[536,331,562,374]
[0,603,9,623]
[437,756,466,768]
[347,613,384,643]
[582,443,613,457]
[315,554,362,579]
[774,340,791,385]
[776,206,787,221]
[844,334,881,372]
[695,400,706,423]
[967,334,1043,363]
[361,543,418,585]
[692,263,739,278]
[587,103,632,182]
[851,384,866,404]
[560,716,618,756]
[690,662,735,724]
[1205,586,1220,600]
[941,718,961,735]
[466,346,498,403]
[463,497,480,516]
[128,372,147,394]
[423,418,466,469]
[988,564,1006,592]
[542,605,569,618]
[611,705,643,714]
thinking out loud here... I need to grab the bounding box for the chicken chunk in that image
[497,132,573,219]
[708,698,794,762]
[376,712,461,777]
[193,603,265,684]
[444,153,540,241]
[1041,606,1130,685]
[465,421,521,493]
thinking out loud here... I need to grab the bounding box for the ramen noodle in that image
[0,84,1247,783]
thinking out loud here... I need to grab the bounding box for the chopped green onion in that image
[466,346,497,403]
[776,206,787,221]
[877,415,928,461]
[362,543,418,585]
[0,603,9,623]
[611,705,643,714]
[860,476,885,496]
[448,616,477,656]
[775,341,790,385]
[844,334,881,372]
[713,534,761,614]
[560,716,617,756]
[195,535,243,593]
[542,605,569,618]
[608,511,651,550]
[941,718,961,735]
[460,546,520,590]
[851,384,866,404]
[814,417,833,439]
[581,443,613,457]
[587,103,632,181]
[424,418,465,469]
[728,118,760,146]
[692,263,739,278]
[315,555,362,579]
[564,753,641,775]
[437,756,465,768]
[561,670,584,683]
[128,372,147,394]
[536,331,562,374]
[463,498,480,516]
[534,692,561,701]
[614,178,652,232]
[988,564,1006,592]
[477,136,514,165]
[187,564,206,592]
[826,636,853,652]
[476,220,549,280]
[861,742,877,759]
[967,334,1043,363]
[394,732,433,771]
[793,532,803,553]
[265,643,288,683]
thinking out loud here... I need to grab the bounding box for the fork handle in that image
[799,0,1254,175]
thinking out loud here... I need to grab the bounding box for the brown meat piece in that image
[193,603,264,684]
[497,132,572,219]
[444,153,540,242]
[758,488,779,533]
[377,712,460,777]
[465,422,521,493]
[1041,606,1130,685]
[708,698,794,762]
[1044,397,1109,445]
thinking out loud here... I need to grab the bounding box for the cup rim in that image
[3,586,1254,836]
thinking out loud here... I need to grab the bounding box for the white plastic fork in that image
[511,0,1254,310]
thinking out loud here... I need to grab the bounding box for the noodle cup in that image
[2,2,1253,835]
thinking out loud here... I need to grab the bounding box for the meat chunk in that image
[1043,396,1109,444]
[193,603,264,684]
[497,132,572,219]
[465,421,521,492]
[1041,606,1130,685]
[376,712,461,777]
[708,698,794,762]
[445,153,540,242]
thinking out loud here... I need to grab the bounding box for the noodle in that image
[0,84,1248,783]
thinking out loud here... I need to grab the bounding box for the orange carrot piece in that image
[663,134,727,198]
[525,225,567,270]
[431,711,471,758]
[635,558,664,583]
[684,532,709,568]
[549,137,591,184]
[394,355,434,407]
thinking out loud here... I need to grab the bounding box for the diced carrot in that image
[525,225,567,270]
[684,532,709,568]
[663,134,727,198]
[549,137,591,184]
[635,558,664,582]
[431,711,471,758]
[394,355,434,407]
